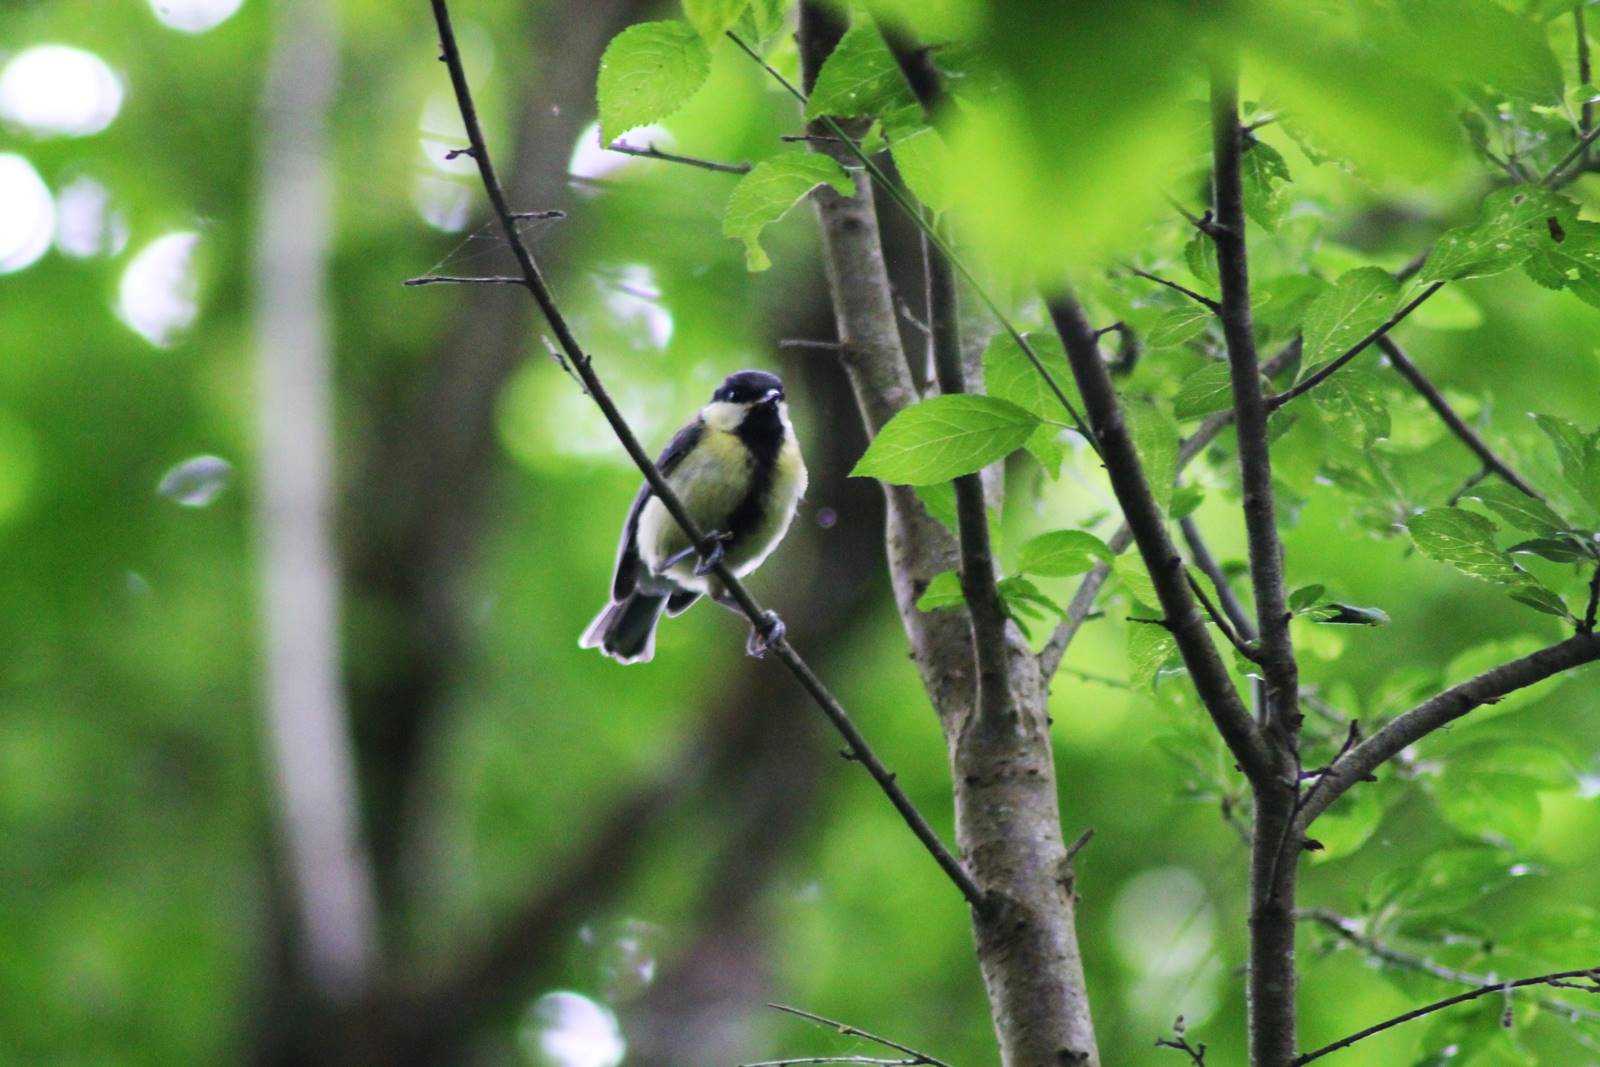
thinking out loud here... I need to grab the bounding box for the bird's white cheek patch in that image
[702,400,747,432]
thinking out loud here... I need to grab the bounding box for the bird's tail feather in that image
[579,591,668,664]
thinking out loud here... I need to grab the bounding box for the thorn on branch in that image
[444,146,476,160]
[1064,827,1096,864]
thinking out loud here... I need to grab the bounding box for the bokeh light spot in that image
[0,154,55,274]
[517,992,625,1067]
[148,0,245,33]
[117,231,201,347]
[55,177,128,258]
[0,45,123,137]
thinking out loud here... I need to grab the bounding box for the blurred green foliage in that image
[6,1,1600,1066]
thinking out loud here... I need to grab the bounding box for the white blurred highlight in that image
[0,154,55,274]
[118,231,201,346]
[0,45,123,137]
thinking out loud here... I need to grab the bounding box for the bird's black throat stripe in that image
[725,402,785,549]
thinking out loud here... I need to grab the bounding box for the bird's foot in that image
[693,531,730,576]
[746,610,786,658]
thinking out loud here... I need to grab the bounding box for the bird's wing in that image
[611,418,703,599]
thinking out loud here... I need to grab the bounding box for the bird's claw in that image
[746,610,785,658]
[693,531,730,576]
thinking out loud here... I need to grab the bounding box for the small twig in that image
[767,1005,953,1067]
[780,132,849,144]
[1268,282,1444,411]
[1187,569,1257,662]
[404,274,526,287]
[1580,6,1594,170]
[604,138,753,174]
[1377,336,1544,500]
[1300,909,1600,1026]
[1165,192,1218,235]
[1293,967,1600,1064]
[1155,1016,1207,1065]
[1180,518,1257,643]
[1064,827,1096,863]
[1127,267,1221,312]
[509,209,566,220]
[1542,123,1600,188]
[740,1058,919,1067]
[1448,467,1492,506]
[779,338,849,352]
[426,0,986,913]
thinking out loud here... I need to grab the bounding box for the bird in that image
[581,369,808,664]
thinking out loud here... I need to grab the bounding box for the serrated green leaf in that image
[1300,267,1400,370]
[722,153,853,270]
[1312,369,1390,446]
[1017,530,1114,577]
[596,21,713,143]
[1420,186,1577,283]
[1507,537,1590,563]
[1169,483,1205,520]
[1240,138,1291,231]
[1173,362,1235,420]
[1185,231,1219,287]
[1114,554,1159,608]
[982,331,1083,421]
[1408,507,1524,584]
[1125,401,1179,512]
[1523,219,1600,309]
[916,569,963,612]
[735,0,787,42]
[1531,413,1600,511]
[850,394,1039,485]
[1022,423,1064,478]
[890,126,952,214]
[1128,619,1178,690]
[1145,306,1212,348]
[1255,274,1330,340]
[682,0,747,42]
[804,23,917,122]
[999,575,1066,618]
[1466,482,1569,535]
[1508,581,1571,618]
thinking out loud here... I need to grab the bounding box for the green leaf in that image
[1169,483,1205,520]
[1144,306,1212,348]
[1508,581,1571,618]
[1466,482,1569,535]
[1300,267,1400,370]
[1523,219,1600,309]
[1125,401,1179,512]
[1401,0,1563,105]
[913,481,959,537]
[982,331,1083,421]
[1304,602,1391,626]
[890,126,953,214]
[1022,423,1064,478]
[1419,186,1577,283]
[850,395,1040,485]
[1309,783,1382,861]
[1428,769,1544,848]
[735,0,787,42]
[1114,554,1159,608]
[681,0,747,42]
[1173,362,1235,420]
[1185,231,1219,287]
[1532,413,1600,510]
[722,153,854,271]
[916,570,963,612]
[1312,369,1390,446]
[1128,620,1178,690]
[1289,584,1326,612]
[1017,530,1114,578]
[1507,537,1590,563]
[1240,138,1291,231]
[596,21,713,143]
[804,23,917,123]
[999,575,1066,619]
[1407,507,1524,584]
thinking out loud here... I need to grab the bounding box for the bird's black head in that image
[711,369,785,406]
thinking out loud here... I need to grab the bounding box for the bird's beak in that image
[760,388,783,406]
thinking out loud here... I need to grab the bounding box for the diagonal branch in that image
[1292,966,1600,1065]
[424,0,984,912]
[1047,291,1276,787]
[603,137,752,173]
[768,1004,954,1067]
[1375,336,1544,500]
[1181,518,1257,643]
[1296,632,1600,827]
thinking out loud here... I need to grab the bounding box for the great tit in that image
[581,369,808,664]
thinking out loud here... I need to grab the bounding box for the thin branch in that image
[425,0,984,912]
[925,231,1015,728]
[1155,1015,1208,1066]
[1542,122,1600,188]
[1210,60,1297,735]
[1047,291,1276,787]
[1293,967,1600,1065]
[403,274,525,286]
[1581,5,1594,170]
[1268,283,1445,411]
[1187,568,1257,662]
[1583,563,1600,635]
[1376,336,1544,499]
[604,138,752,174]
[1301,908,1600,1025]
[1297,631,1600,827]
[726,30,1098,451]
[767,1005,954,1067]
[741,1059,920,1066]
[1127,267,1221,312]
[1181,517,1257,643]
